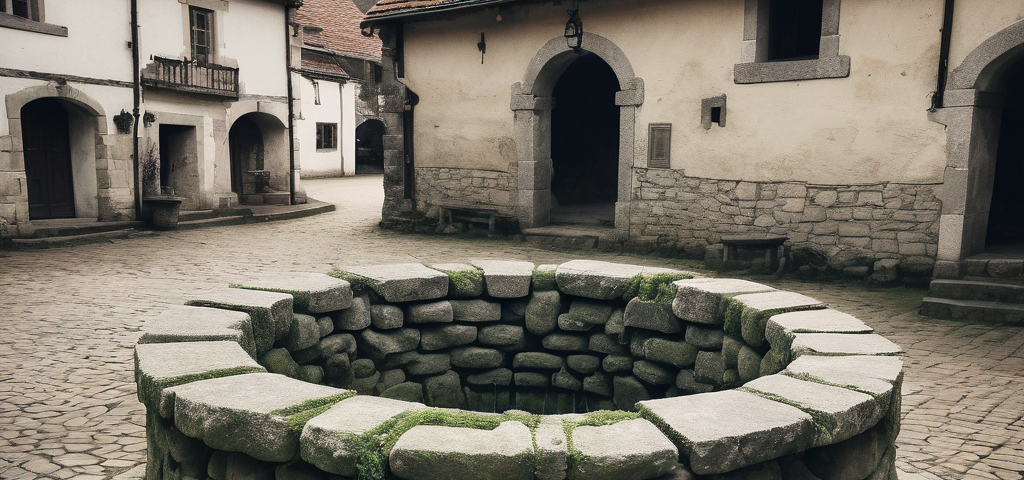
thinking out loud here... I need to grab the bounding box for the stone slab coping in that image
[470,259,535,298]
[555,260,689,300]
[138,305,257,358]
[741,374,884,447]
[638,390,815,475]
[134,341,264,412]
[231,272,353,313]
[790,333,903,358]
[570,418,678,480]
[765,309,873,357]
[390,421,536,480]
[342,263,450,303]
[783,355,904,397]
[672,278,776,325]
[185,288,294,355]
[302,396,427,477]
[166,372,350,463]
[719,235,788,245]
[732,291,826,348]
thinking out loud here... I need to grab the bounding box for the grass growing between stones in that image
[562,410,641,471]
[327,270,383,297]
[348,408,542,480]
[432,266,484,296]
[736,387,837,444]
[271,392,357,433]
[782,372,884,398]
[622,273,693,304]
[140,366,266,406]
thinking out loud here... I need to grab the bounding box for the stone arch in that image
[6,82,107,133]
[511,33,643,235]
[934,18,1024,278]
[229,110,289,204]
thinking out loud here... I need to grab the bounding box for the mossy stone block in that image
[284,314,321,352]
[421,324,477,351]
[333,295,371,331]
[389,421,535,480]
[424,370,465,408]
[566,355,601,374]
[471,259,535,298]
[633,360,675,386]
[450,299,502,323]
[428,263,484,298]
[405,300,454,324]
[358,328,420,361]
[552,368,583,391]
[451,347,504,369]
[542,333,589,352]
[478,324,525,347]
[612,376,650,411]
[232,273,353,313]
[601,355,634,375]
[139,305,257,359]
[259,348,300,379]
[525,290,562,335]
[467,368,514,386]
[380,382,424,403]
[623,298,682,334]
[370,304,404,329]
[341,263,449,302]
[514,372,550,387]
[569,419,678,480]
[186,288,294,356]
[135,341,265,412]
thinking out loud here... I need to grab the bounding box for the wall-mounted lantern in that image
[564,2,583,53]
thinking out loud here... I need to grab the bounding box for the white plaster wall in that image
[948,2,1024,71]
[0,0,133,82]
[342,82,357,176]
[400,0,956,184]
[297,76,343,177]
[138,0,287,97]
[67,104,98,217]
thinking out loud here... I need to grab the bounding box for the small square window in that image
[316,123,337,150]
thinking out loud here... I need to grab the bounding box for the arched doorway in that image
[984,57,1024,251]
[355,119,385,174]
[550,54,619,225]
[22,98,75,219]
[229,115,264,200]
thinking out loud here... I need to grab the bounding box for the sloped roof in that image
[295,0,382,61]
[364,0,512,21]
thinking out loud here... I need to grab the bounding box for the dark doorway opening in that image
[355,119,385,174]
[986,58,1024,249]
[229,116,265,202]
[158,124,197,199]
[22,98,75,219]
[550,53,619,225]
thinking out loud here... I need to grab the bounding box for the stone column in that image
[613,78,644,241]
[511,87,554,229]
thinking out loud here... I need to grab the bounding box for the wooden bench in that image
[720,235,788,272]
[439,205,498,233]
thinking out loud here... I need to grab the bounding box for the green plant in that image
[622,272,693,303]
[141,142,159,196]
[113,109,133,134]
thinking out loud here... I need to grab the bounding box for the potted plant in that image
[141,142,185,230]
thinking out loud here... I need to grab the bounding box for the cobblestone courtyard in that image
[0,175,1022,480]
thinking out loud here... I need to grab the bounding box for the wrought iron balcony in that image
[141,57,239,99]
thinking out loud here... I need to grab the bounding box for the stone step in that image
[919,297,1024,325]
[927,279,1024,303]
[30,219,144,238]
[177,215,248,230]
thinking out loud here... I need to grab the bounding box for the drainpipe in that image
[285,3,297,205]
[131,0,142,215]
[931,0,955,110]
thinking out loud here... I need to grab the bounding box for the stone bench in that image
[135,259,903,480]
[439,205,499,232]
[719,234,788,272]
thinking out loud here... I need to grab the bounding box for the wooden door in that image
[22,99,75,219]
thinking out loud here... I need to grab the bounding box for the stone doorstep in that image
[389,421,536,480]
[741,374,885,447]
[342,263,450,303]
[185,288,295,355]
[470,259,535,298]
[301,396,426,477]
[671,278,776,325]
[569,418,679,480]
[134,341,265,412]
[230,273,353,313]
[138,305,257,358]
[790,333,903,359]
[168,373,348,463]
[783,355,904,397]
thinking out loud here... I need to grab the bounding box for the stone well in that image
[135,260,904,480]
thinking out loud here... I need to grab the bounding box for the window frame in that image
[316,123,338,151]
[733,0,850,84]
[189,6,215,65]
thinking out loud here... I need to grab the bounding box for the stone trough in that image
[135,259,904,480]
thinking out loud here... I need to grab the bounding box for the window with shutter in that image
[190,6,214,65]
[648,124,671,169]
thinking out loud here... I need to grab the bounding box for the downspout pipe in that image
[285,3,298,205]
[932,0,955,110]
[131,0,142,215]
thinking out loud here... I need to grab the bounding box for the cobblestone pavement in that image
[0,175,1021,480]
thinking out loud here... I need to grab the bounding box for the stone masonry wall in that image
[630,168,942,280]
[415,166,518,218]
[135,260,904,480]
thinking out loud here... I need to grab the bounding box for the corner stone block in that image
[569,418,678,480]
[672,278,775,326]
[742,375,884,447]
[231,273,353,313]
[790,334,902,359]
[342,263,449,302]
[638,390,815,475]
[138,305,257,358]
[300,396,426,477]
[729,291,824,349]
[185,289,294,355]
[135,341,264,413]
[389,421,535,480]
[765,309,872,358]
[471,259,535,298]
[783,355,903,397]
[168,373,349,463]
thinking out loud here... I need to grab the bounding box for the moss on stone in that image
[229,284,309,309]
[433,267,484,297]
[532,267,557,290]
[736,387,836,443]
[782,371,881,398]
[622,273,693,304]
[722,298,745,338]
[270,391,357,433]
[562,410,642,470]
[327,270,382,297]
[141,365,265,407]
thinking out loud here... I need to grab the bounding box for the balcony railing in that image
[141,56,239,99]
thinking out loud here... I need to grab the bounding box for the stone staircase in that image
[921,255,1024,324]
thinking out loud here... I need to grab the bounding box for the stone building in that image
[292,0,383,178]
[0,0,301,239]
[359,0,1024,283]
